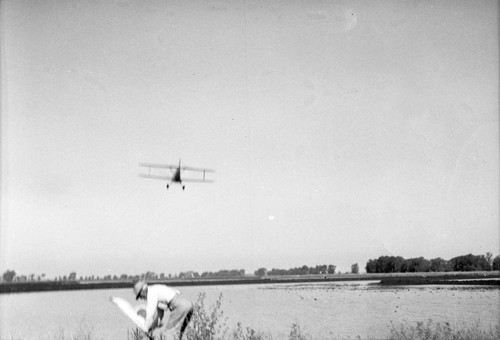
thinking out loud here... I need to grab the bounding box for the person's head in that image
[133,280,148,300]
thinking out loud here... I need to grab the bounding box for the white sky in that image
[1,0,498,278]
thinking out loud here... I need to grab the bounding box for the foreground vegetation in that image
[389,319,500,340]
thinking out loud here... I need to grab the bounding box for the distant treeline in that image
[2,253,499,284]
[1,265,339,283]
[366,253,500,273]
[254,264,337,277]
[0,268,247,283]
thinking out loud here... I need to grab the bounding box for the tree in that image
[430,258,448,272]
[254,268,267,276]
[402,257,431,272]
[2,270,16,282]
[492,255,500,270]
[365,256,405,273]
[366,259,376,273]
[449,254,491,271]
[299,265,309,275]
[351,263,359,274]
[145,271,156,279]
[485,252,493,266]
[68,272,77,281]
[311,265,327,274]
[327,265,336,274]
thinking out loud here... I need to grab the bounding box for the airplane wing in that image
[138,173,173,181]
[181,178,215,183]
[139,162,178,170]
[138,162,215,183]
[181,166,215,173]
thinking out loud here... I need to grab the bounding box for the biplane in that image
[139,159,214,190]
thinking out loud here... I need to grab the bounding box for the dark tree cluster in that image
[366,253,499,273]
[351,263,359,274]
[255,264,336,277]
[449,253,495,271]
[198,269,246,278]
[2,270,16,282]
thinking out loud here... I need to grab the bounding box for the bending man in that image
[133,280,193,340]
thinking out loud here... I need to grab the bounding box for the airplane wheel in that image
[182,186,185,190]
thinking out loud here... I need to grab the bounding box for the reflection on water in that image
[1,282,499,339]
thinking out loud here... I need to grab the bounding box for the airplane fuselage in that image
[173,168,182,183]
[167,163,184,189]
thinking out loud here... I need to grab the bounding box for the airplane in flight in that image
[139,159,214,190]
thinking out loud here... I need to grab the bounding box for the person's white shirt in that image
[145,285,180,330]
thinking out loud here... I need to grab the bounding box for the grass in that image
[389,319,500,340]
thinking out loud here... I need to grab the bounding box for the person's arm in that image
[144,289,158,331]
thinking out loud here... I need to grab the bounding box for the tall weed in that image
[231,322,271,340]
[184,293,228,340]
[288,323,311,340]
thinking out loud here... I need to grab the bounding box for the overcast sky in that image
[1,0,498,278]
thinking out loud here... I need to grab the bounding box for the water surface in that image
[1,281,498,339]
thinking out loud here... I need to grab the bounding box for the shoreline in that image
[1,271,499,294]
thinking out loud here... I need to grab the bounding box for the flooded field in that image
[1,281,499,339]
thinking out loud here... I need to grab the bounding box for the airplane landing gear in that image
[166,184,170,190]
[182,185,185,190]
